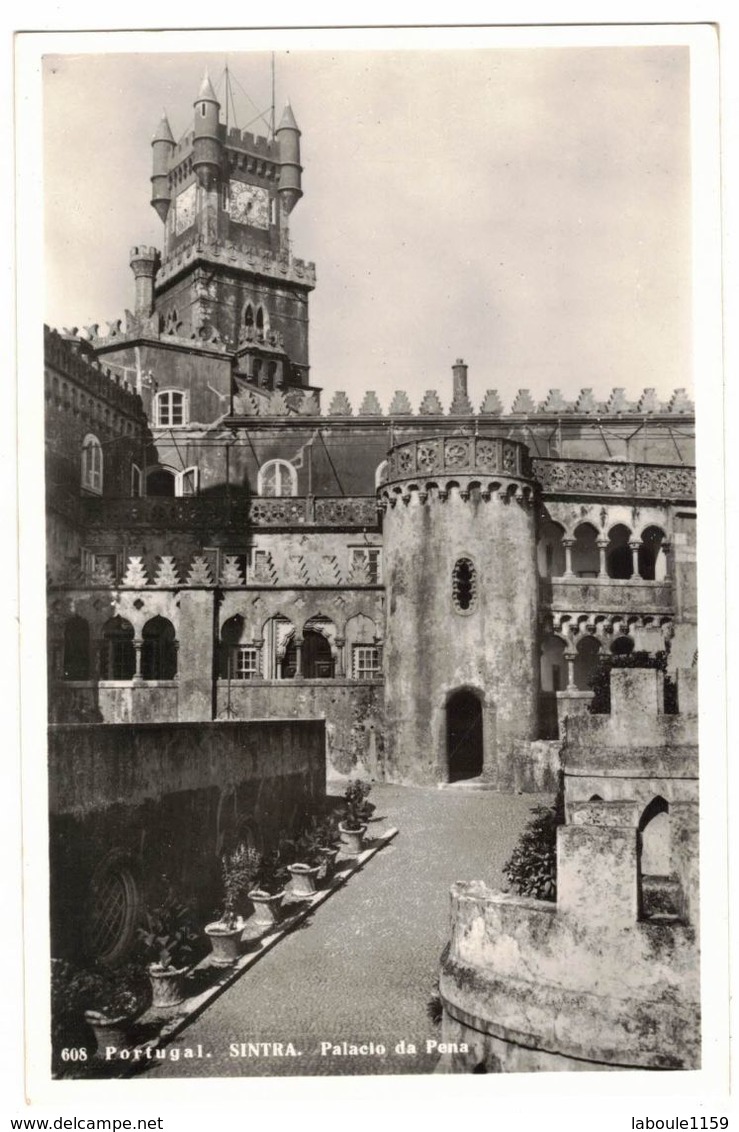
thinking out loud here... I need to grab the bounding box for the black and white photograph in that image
[10,16,731,1123]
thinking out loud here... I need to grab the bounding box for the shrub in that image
[502,792,564,902]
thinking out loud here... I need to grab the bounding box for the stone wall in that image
[438,667,699,1072]
[215,679,384,780]
[48,719,325,962]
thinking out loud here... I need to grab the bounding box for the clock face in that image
[228,181,270,230]
[174,182,198,235]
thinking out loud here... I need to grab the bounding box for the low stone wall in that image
[215,680,385,780]
[48,719,325,961]
[439,881,699,1072]
[505,740,561,793]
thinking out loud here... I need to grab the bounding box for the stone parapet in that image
[155,236,316,290]
[440,881,699,1071]
[44,325,146,419]
[80,494,380,532]
[533,458,696,501]
[381,435,532,489]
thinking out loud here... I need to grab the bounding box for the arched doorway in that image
[446,689,483,781]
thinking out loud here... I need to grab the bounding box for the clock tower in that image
[147,70,316,393]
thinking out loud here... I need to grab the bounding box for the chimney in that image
[450,358,473,415]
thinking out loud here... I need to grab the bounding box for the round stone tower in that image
[379,432,539,786]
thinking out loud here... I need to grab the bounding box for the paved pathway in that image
[148,784,551,1079]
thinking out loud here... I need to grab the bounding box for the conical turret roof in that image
[278,101,299,130]
[152,111,175,144]
[196,69,219,103]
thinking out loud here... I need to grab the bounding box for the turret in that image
[150,112,175,223]
[276,101,303,215]
[192,70,222,191]
[130,246,159,316]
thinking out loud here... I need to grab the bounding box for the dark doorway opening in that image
[446,689,483,781]
[281,630,335,679]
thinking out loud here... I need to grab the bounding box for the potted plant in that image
[286,815,341,894]
[205,843,257,965]
[338,779,373,856]
[136,892,200,1008]
[247,847,288,929]
[79,964,149,1058]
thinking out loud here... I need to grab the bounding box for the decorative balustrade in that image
[82,494,380,530]
[532,459,695,501]
[383,436,532,484]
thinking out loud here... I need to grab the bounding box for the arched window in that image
[220,615,261,680]
[452,558,477,613]
[256,306,264,332]
[639,796,671,876]
[244,304,254,328]
[538,518,566,578]
[155,390,187,427]
[571,523,599,577]
[62,616,90,680]
[99,617,135,680]
[611,634,635,656]
[638,526,667,581]
[141,617,178,680]
[81,434,103,494]
[606,524,633,579]
[258,459,297,497]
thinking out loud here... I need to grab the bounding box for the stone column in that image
[294,636,303,678]
[334,637,346,678]
[132,638,144,684]
[564,650,577,691]
[596,538,609,579]
[629,540,642,579]
[563,538,575,577]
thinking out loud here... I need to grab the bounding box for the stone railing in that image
[81,494,380,530]
[383,435,532,484]
[155,238,317,290]
[532,458,695,500]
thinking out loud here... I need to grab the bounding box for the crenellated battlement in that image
[230,384,695,419]
[44,325,146,417]
[156,234,316,289]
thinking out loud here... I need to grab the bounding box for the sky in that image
[43,41,693,410]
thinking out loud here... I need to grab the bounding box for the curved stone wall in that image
[379,436,538,785]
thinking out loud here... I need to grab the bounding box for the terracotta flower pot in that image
[338,821,367,857]
[248,889,284,929]
[205,920,244,966]
[147,963,188,1008]
[84,1009,135,1058]
[288,862,321,898]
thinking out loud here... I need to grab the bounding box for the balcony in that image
[82,495,381,531]
[542,576,674,615]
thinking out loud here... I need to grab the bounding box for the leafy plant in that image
[248,846,289,897]
[502,793,564,902]
[284,813,342,867]
[136,891,200,970]
[342,779,373,831]
[588,649,678,714]
[219,844,261,927]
